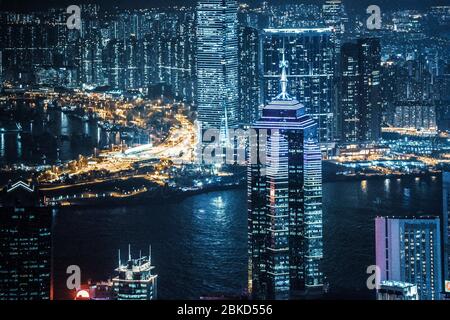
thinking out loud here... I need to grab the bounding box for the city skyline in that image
[1,0,450,303]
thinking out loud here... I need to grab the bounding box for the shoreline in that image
[49,170,441,210]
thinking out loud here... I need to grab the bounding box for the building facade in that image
[442,171,450,298]
[393,101,436,130]
[375,216,443,300]
[339,38,381,143]
[248,56,323,299]
[261,28,335,145]
[196,0,239,132]
[238,25,260,126]
[0,180,52,300]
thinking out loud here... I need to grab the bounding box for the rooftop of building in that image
[379,280,417,289]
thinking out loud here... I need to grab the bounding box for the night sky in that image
[2,0,450,12]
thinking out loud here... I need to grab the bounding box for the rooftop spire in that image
[275,43,292,101]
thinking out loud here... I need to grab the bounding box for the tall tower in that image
[375,216,443,300]
[196,0,239,134]
[0,180,53,300]
[248,52,323,299]
[238,26,260,126]
[339,38,381,143]
[442,171,450,298]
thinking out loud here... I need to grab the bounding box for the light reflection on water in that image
[52,177,442,300]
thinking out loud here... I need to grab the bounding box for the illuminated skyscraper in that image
[112,245,158,300]
[442,172,450,297]
[375,216,443,300]
[248,53,323,299]
[238,26,260,126]
[261,28,335,146]
[339,38,381,143]
[0,180,53,300]
[196,0,239,133]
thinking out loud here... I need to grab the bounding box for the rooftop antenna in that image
[275,40,292,101]
[118,249,121,267]
[128,243,131,261]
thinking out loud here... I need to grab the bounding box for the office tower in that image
[0,180,52,300]
[261,28,335,146]
[442,172,450,298]
[393,101,436,130]
[375,216,443,300]
[339,42,359,142]
[238,26,260,126]
[376,281,419,300]
[196,0,239,133]
[112,246,158,300]
[339,38,381,143]
[248,54,323,299]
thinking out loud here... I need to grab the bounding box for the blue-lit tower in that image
[248,50,324,299]
[196,0,239,136]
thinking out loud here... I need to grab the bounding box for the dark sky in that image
[1,0,450,12]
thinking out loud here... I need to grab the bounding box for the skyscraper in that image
[238,25,260,126]
[375,216,443,300]
[261,28,335,146]
[112,245,158,300]
[0,180,53,300]
[339,38,381,143]
[442,171,450,298]
[248,53,323,299]
[196,0,239,134]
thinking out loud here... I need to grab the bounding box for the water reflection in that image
[361,180,367,193]
[384,178,390,193]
